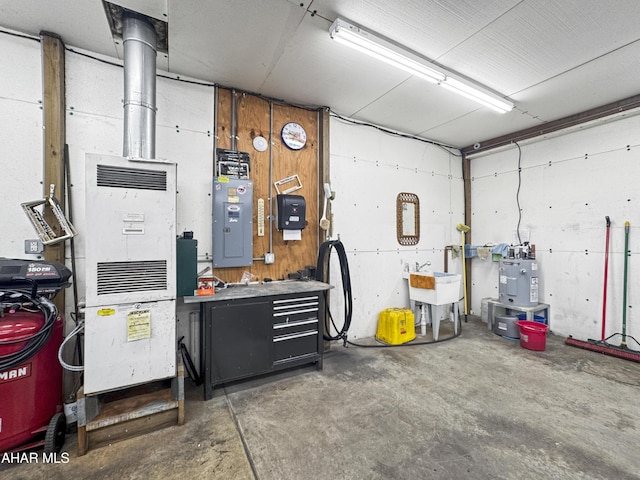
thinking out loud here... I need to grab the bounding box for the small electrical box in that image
[276,194,306,230]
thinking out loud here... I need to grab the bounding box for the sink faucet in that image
[416,261,431,272]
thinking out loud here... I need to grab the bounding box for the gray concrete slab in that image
[3,317,640,480]
[0,386,254,480]
[228,318,640,480]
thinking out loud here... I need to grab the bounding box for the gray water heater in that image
[212,178,253,267]
[498,258,539,307]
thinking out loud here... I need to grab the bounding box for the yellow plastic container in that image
[376,308,416,345]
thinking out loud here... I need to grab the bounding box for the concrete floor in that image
[3,316,640,479]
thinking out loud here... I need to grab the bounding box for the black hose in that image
[0,290,58,370]
[346,324,462,348]
[315,239,462,348]
[316,239,352,344]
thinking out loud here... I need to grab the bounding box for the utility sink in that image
[404,271,462,305]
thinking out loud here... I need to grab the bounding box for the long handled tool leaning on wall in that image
[601,216,611,341]
[566,219,640,362]
[457,223,470,319]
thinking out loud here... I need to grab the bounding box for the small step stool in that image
[76,357,184,456]
[487,300,550,331]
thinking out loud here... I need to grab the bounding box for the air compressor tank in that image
[498,258,539,307]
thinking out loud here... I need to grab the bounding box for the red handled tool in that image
[601,216,611,341]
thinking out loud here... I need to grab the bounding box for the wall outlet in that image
[264,252,275,264]
[25,239,44,254]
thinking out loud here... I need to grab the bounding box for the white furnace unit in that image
[83,153,177,395]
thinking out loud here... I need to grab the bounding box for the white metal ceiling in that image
[1,0,639,149]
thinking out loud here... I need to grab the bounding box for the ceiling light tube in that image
[329,18,444,84]
[441,77,514,113]
[329,17,514,114]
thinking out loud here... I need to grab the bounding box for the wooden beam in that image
[318,108,331,246]
[41,31,66,310]
[318,108,331,351]
[462,154,472,314]
[461,94,640,156]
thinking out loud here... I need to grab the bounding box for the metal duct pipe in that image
[122,14,157,159]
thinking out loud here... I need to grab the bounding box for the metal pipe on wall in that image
[230,89,237,151]
[268,101,274,254]
[213,85,218,178]
[122,14,157,159]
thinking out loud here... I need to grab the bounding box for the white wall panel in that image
[471,114,640,347]
[330,117,463,339]
[0,35,44,259]
[155,77,214,257]
[66,51,123,121]
[156,125,214,256]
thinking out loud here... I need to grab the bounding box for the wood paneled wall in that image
[215,88,321,282]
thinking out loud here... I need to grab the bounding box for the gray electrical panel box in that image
[213,178,254,268]
[498,258,539,307]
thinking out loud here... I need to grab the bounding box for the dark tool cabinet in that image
[185,281,330,400]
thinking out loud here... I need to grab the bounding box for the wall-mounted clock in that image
[281,122,307,150]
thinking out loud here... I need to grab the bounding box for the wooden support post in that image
[318,107,331,247]
[40,31,66,311]
[462,154,472,314]
[318,108,331,351]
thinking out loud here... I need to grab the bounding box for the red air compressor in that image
[0,259,72,453]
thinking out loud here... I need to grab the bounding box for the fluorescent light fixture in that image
[329,18,514,114]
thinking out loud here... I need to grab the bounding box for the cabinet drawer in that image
[273,296,319,323]
[273,317,318,335]
[273,329,318,364]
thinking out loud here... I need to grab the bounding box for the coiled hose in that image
[0,290,58,371]
[316,239,352,344]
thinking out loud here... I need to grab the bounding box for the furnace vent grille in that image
[97,164,167,191]
[97,260,167,295]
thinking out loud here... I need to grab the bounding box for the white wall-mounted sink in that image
[405,271,462,305]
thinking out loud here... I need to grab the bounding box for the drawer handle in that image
[273,330,317,342]
[273,302,319,311]
[273,318,318,329]
[273,296,318,305]
[273,307,319,317]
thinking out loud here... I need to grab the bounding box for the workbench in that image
[184,280,331,400]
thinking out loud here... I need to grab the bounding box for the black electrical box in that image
[276,194,306,230]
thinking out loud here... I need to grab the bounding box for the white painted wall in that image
[11,30,637,356]
[328,117,465,339]
[470,114,640,348]
[1,34,44,258]
[0,34,215,362]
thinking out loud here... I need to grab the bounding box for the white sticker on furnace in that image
[127,309,151,342]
